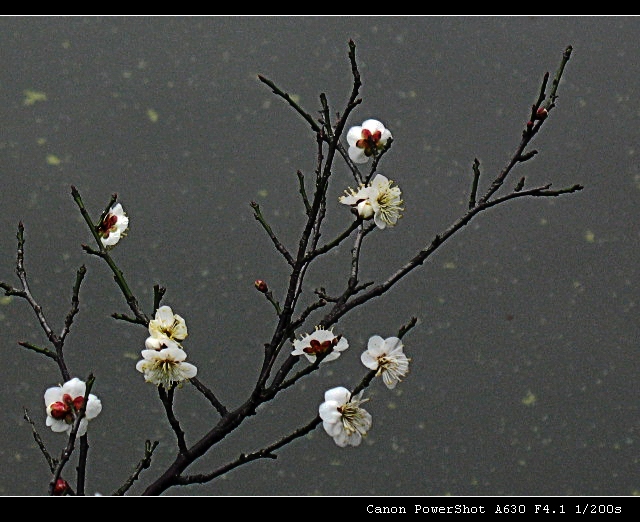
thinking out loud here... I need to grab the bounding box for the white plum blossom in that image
[44,377,102,436]
[319,386,372,447]
[339,173,403,229]
[361,335,410,389]
[147,305,188,347]
[98,203,129,248]
[346,119,392,163]
[291,326,349,363]
[136,339,197,389]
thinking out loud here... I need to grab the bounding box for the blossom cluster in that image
[42,118,407,451]
[95,205,198,390]
[136,306,198,390]
[302,118,410,447]
[292,326,410,447]
[340,120,404,229]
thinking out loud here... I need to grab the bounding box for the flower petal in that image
[348,146,368,163]
[384,337,403,354]
[44,387,63,406]
[155,306,175,326]
[85,395,103,420]
[360,351,378,370]
[162,345,187,362]
[361,119,385,133]
[346,126,364,147]
[47,418,69,433]
[179,362,198,379]
[374,213,388,230]
[324,386,350,404]
[332,431,351,447]
[76,418,90,437]
[371,174,390,189]
[367,335,386,356]
[322,351,342,362]
[62,377,86,398]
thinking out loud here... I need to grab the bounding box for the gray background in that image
[0,16,637,496]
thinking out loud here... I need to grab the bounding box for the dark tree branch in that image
[158,385,188,454]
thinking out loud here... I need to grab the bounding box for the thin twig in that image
[469,158,481,209]
[24,408,57,473]
[112,440,159,496]
[397,316,418,340]
[189,377,227,417]
[250,201,294,266]
[296,170,311,214]
[60,265,87,344]
[18,341,57,359]
[477,46,573,205]
[257,75,322,133]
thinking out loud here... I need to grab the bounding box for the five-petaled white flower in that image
[44,377,102,436]
[291,326,349,363]
[361,335,410,389]
[319,386,372,447]
[147,305,188,347]
[136,339,198,389]
[346,119,392,164]
[98,203,129,248]
[339,174,403,229]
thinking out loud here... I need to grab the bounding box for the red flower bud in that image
[49,401,70,420]
[72,396,85,411]
[53,478,70,496]
[535,107,548,120]
[254,279,268,293]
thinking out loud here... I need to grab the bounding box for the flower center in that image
[147,356,187,389]
[303,335,341,355]
[375,186,403,225]
[356,129,383,157]
[160,319,182,340]
[97,213,118,238]
[157,359,179,372]
[338,401,369,436]
[50,393,84,424]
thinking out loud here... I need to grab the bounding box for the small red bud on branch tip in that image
[535,107,548,120]
[53,478,69,496]
[255,279,268,293]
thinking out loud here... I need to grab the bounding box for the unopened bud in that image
[49,401,70,420]
[535,107,548,120]
[526,120,534,129]
[53,478,70,496]
[356,199,375,220]
[254,279,268,293]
